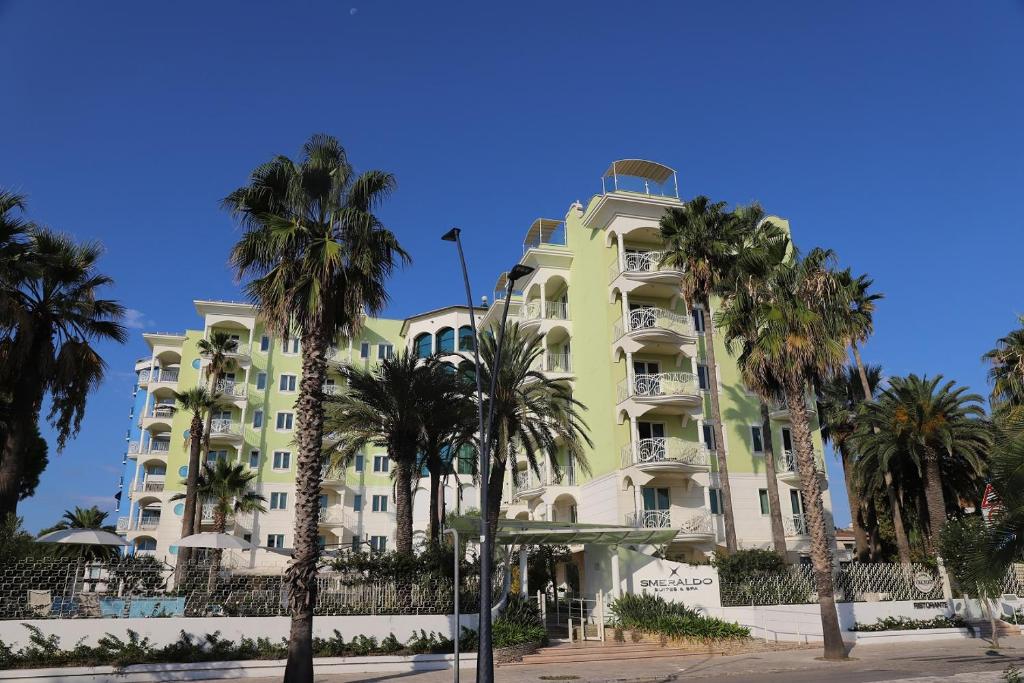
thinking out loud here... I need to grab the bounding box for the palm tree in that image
[854,375,989,554]
[837,271,883,401]
[197,331,239,449]
[718,247,849,660]
[39,505,117,560]
[818,365,882,562]
[325,352,448,553]
[172,459,265,581]
[983,316,1024,414]
[659,196,743,552]
[224,133,407,683]
[171,387,215,571]
[471,323,592,543]
[0,228,126,518]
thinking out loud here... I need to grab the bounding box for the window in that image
[317,536,326,550]
[359,342,370,359]
[252,410,263,428]
[373,455,389,473]
[790,489,806,515]
[458,326,474,352]
[351,537,361,551]
[276,412,294,430]
[270,492,288,510]
[702,423,716,451]
[318,494,328,509]
[641,486,670,511]
[457,445,475,475]
[242,533,252,544]
[377,344,393,360]
[709,487,722,515]
[281,338,300,354]
[371,494,388,512]
[207,449,227,465]
[354,454,364,472]
[781,427,794,453]
[353,494,362,510]
[759,489,770,515]
[369,535,387,552]
[259,336,270,352]
[436,327,455,354]
[266,534,285,548]
[249,450,260,468]
[273,451,291,470]
[279,374,297,392]
[696,364,710,390]
[751,425,764,453]
[692,307,706,333]
[413,333,432,358]
[256,372,267,390]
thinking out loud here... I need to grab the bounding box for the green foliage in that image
[712,548,786,578]
[0,515,47,566]
[1004,664,1022,683]
[713,549,813,606]
[328,546,478,583]
[487,594,547,649]
[850,615,966,632]
[610,593,749,642]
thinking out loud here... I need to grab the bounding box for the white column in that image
[519,546,529,597]
[544,457,552,486]
[628,415,639,467]
[545,502,553,522]
[610,546,621,599]
[625,351,635,385]
[347,337,353,362]
[621,291,630,323]
[540,332,548,371]
[539,284,547,320]
[616,232,625,273]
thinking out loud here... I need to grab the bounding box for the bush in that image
[490,594,547,649]
[611,593,749,642]
[713,549,812,606]
[850,615,967,632]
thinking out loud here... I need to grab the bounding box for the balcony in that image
[318,507,345,527]
[147,368,180,386]
[545,352,572,375]
[784,514,809,537]
[608,250,683,285]
[769,399,818,422]
[321,464,345,488]
[775,450,825,485]
[613,307,697,351]
[215,379,247,401]
[620,438,710,475]
[617,372,702,415]
[208,418,242,443]
[134,476,166,493]
[136,515,161,531]
[322,383,341,397]
[325,346,348,366]
[521,300,570,335]
[141,404,175,430]
[200,347,250,366]
[624,509,715,542]
[512,470,544,500]
[129,440,171,458]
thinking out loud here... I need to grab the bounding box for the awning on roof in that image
[523,218,564,247]
[603,159,675,184]
[447,516,678,546]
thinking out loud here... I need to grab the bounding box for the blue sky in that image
[2,1,1022,532]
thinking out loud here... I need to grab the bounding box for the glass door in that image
[637,422,666,461]
[633,360,660,396]
[641,486,670,527]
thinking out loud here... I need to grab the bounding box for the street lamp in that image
[442,227,533,683]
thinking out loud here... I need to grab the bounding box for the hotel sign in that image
[630,561,721,609]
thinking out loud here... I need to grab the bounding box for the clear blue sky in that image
[2,1,1022,532]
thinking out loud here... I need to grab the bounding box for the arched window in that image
[458,325,474,351]
[136,537,157,551]
[413,333,432,358]
[436,327,455,354]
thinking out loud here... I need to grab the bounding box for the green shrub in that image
[850,615,967,632]
[488,594,547,649]
[610,593,749,642]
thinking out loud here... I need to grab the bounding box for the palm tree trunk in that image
[0,420,26,520]
[701,298,737,553]
[283,329,328,683]
[175,415,205,581]
[921,445,948,555]
[0,363,43,519]
[486,455,507,551]
[866,502,882,561]
[208,511,227,592]
[427,461,442,545]
[850,343,872,401]
[759,403,787,557]
[839,449,870,562]
[785,377,846,660]
[884,471,913,564]
[394,456,414,554]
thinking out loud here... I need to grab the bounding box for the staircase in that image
[507,640,723,666]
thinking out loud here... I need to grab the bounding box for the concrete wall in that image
[0,613,479,649]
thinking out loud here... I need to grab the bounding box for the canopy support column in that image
[519,546,529,597]
[610,546,621,599]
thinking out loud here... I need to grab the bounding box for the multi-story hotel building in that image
[115,159,832,567]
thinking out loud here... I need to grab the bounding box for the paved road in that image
[233,637,1024,682]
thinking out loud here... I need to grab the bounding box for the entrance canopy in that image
[448,516,677,546]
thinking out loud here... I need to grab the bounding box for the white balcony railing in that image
[151,369,179,384]
[116,517,130,531]
[216,379,247,399]
[620,438,710,469]
[617,372,700,402]
[322,383,341,396]
[624,510,714,535]
[609,250,682,281]
[137,369,151,384]
[545,352,571,373]
[137,516,161,530]
[135,476,166,492]
[775,449,825,477]
[784,514,809,536]
[148,404,176,419]
[209,419,240,436]
[524,300,569,322]
[613,307,695,340]
[318,508,344,525]
[200,503,217,523]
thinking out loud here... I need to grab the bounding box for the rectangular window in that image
[259,336,270,352]
[270,492,288,510]
[372,494,388,512]
[256,372,267,390]
[317,536,326,550]
[709,487,722,515]
[359,342,370,359]
[276,412,294,430]
[373,455,389,473]
[353,494,362,510]
[378,344,393,360]
[702,423,716,450]
[692,307,706,333]
[273,451,291,470]
[751,425,764,453]
[781,427,794,453]
[457,446,475,475]
[252,410,263,428]
[207,449,227,465]
[279,374,297,392]
[242,533,252,544]
[354,454,364,472]
[759,489,770,515]
[266,534,285,548]
[281,338,300,354]
[696,364,710,390]
[249,450,260,468]
[370,535,387,552]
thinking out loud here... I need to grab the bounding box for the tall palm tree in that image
[197,332,238,446]
[659,196,743,552]
[818,365,882,562]
[171,387,215,571]
[718,247,849,660]
[471,323,592,543]
[837,271,883,400]
[39,505,117,560]
[854,375,989,554]
[172,459,265,581]
[224,133,407,683]
[0,228,126,518]
[325,352,447,553]
[983,316,1024,414]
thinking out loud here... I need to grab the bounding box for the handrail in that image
[617,372,699,402]
[620,438,710,468]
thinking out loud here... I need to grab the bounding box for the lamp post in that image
[442,227,533,683]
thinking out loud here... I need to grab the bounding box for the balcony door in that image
[780,427,794,470]
[637,421,666,461]
[641,486,670,527]
[633,360,660,396]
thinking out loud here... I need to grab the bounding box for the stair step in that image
[513,644,720,666]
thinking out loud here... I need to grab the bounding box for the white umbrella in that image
[174,532,253,550]
[36,528,129,546]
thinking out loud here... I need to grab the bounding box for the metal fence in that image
[0,558,489,620]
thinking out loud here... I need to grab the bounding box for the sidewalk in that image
[231,636,1024,682]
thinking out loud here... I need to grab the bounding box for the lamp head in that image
[508,264,535,282]
[441,227,461,242]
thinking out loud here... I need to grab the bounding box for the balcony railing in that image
[209,419,240,437]
[524,300,569,322]
[620,438,710,469]
[129,440,171,455]
[545,352,571,373]
[551,465,576,486]
[216,379,247,399]
[137,516,161,530]
[200,504,217,523]
[775,449,825,477]
[149,369,179,384]
[784,514,809,536]
[322,383,341,396]
[617,372,700,402]
[318,508,344,525]
[135,476,166,492]
[116,517,130,531]
[147,405,176,419]
[321,464,345,482]
[624,510,713,535]
[608,250,682,281]
[613,307,695,340]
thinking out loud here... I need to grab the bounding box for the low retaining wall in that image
[845,627,975,644]
[0,613,479,649]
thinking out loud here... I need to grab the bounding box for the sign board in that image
[913,571,936,594]
[616,548,721,610]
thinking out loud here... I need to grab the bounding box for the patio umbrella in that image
[174,532,253,549]
[36,528,129,546]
